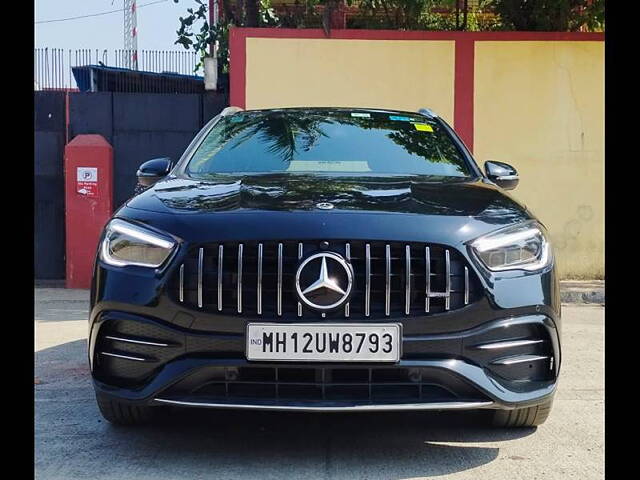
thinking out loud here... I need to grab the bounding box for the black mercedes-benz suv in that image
[89,106,560,428]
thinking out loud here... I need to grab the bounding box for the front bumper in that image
[90,309,560,412]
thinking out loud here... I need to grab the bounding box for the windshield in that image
[185,109,473,178]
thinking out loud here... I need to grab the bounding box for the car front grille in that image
[170,240,480,319]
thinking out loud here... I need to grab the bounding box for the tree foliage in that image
[493,0,605,31]
[174,0,604,77]
[174,0,281,75]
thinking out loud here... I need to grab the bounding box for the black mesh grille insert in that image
[181,366,466,404]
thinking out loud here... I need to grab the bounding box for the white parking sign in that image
[76,167,99,197]
[77,167,98,182]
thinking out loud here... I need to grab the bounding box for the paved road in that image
[35,288,603,479]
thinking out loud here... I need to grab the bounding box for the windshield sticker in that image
[413,123,434,132]
[351,112,371,118]
[286,160,372,172]
[229,115,244,123]
[389,115,413,122]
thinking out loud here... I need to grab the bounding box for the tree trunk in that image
[235,0,244,25]
[462,0,468,31]
[245,0,259,27]
[221,0,234,23]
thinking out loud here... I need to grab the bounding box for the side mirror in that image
[484,161,519,190]
[136,157,173,188]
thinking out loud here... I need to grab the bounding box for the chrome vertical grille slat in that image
[365,243,371,317]
[197,247,204,308]
[174,241,477,317]
[345,243,351,317]
[179,264,184,303]
[445,249,451,311]
[217,245,223,311]
[297,242,303,317]
[277,242,283,317]
[385,244,391,317]
[425,246,431,313]
[237,243,243,313]
[464,266,469,305]
[405,245,411,315]
[257,243,263,315]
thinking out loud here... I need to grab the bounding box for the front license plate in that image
[246,323,401,362]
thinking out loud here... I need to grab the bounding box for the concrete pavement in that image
[35,288,603,479]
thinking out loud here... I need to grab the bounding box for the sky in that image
[34,1,207,86]
[34,0,201,51]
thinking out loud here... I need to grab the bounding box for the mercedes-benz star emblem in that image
[295,252,353,311]
[316,202,334,210]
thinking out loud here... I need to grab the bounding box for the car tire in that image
[491,399,553,428]
[95,393,154,425]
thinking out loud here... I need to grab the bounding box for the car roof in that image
[228,106,435,119]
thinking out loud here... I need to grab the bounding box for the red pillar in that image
[454,37,475,153]
[64,135,113,289]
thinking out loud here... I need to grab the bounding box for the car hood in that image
[119,174,534,246]
[126,174,529,220]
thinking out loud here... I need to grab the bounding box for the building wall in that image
[245,38,456,123]
[230,29,604,279]
[474,41,604,278]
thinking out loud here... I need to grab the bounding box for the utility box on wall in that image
[64,135,113,289]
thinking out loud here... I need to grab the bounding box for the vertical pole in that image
[132,1,138,70]
[124,1,138,69]
[205,0,219,90]
[462,0,468,31]
[44,48,49,89]
[65,90,70,145]
[209,0,215,57]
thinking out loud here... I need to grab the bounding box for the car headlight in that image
[469,221,552,272]
[100,219,176,268]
